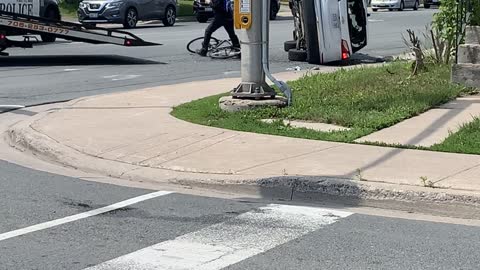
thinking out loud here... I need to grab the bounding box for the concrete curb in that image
[6,109,480,209]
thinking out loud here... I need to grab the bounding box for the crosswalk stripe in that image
[85,204,352,270]
[0,191,173,242]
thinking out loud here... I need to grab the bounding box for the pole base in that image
[219,96,287,112]
[232,82,277,99]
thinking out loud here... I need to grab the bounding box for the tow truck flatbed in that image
[0,10,160,55]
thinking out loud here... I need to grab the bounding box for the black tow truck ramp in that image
[0,10,160,55]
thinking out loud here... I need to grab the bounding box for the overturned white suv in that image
[285,0,368,64]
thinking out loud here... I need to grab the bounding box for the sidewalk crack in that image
[434,162,480,184]
[98,132,169,156]
[138,132,235,164]
[236,145,344,173]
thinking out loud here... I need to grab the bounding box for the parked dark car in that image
[78,0,178,29]
[424,0,440,8]
[193,0,280,23]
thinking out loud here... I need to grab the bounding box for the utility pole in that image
[219,0,292,112]
[232,0,276,98]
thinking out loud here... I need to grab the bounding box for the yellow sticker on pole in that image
[234,0,252,29]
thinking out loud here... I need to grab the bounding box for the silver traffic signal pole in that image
[232,0,276,98]
[232,0,292,105]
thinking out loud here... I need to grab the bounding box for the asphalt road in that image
[6,10,477,269]
[1,160,480,270]
[0,9,435,106]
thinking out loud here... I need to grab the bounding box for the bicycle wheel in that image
[187,37,220,54]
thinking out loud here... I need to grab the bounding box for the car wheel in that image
[424,3,431,8]
[372,8,378,11]
[197,15,208,23]
[288,49,307,62]
[413,0,419,9]
[398,0,404,10]
[163,6,176,26]
[41,8,59,42]
[389,8,394,11]
[123,8,138,29]
[284,40,296,52]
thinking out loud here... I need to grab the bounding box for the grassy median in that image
[172,62,472,143]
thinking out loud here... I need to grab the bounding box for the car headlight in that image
[107,1,123,8]
[79,2,87,8]
[204,0,211,3]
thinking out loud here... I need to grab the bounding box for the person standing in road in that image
[197,0,240,56]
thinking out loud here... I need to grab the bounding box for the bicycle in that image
[187,36,240,59]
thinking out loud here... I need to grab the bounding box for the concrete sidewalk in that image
[6,69,480,206]
[357,96,480,147]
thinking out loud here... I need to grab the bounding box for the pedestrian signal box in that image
[234,0,252,29]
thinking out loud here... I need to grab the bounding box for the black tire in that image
[303,0,320,64]
[123,8,138,29]
[288,49,307,62]
[41,8,59,42]
[389,8,394,11]
[197,15,208,23]
[270,1,279,20]
[372,8,378,11]
[424,3,431,8]
[398,1,404,11]
[163,6,176,26]
[284,40,296,52]
[413,0,419,10]
[187,36,219,54]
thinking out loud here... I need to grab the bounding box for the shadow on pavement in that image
[327,53,386,66]
[348,53,389,64]
[273,15,294,21]
[0,55,165,66]
[250,175,480,219]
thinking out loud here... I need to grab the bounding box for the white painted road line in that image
[0,191,173,242]
[102,74,142,81]
[0,105,25,111]
[86,204,352,270]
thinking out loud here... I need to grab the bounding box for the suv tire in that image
[123,8,138,29]
[163,6,176,26]
[41,8,59,42]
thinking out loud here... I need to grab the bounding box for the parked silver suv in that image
[78,0,178,29]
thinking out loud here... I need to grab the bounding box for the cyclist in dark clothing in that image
[197,0,240,56]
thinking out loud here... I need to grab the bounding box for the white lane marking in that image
[103,75,141,81]
[64,68,80,72]
[60,42,83,46]
[223,71,240,75]
[368,19,384,22]
[86,204,352,270]
[0,105,25,110]
[0,191,173,242]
